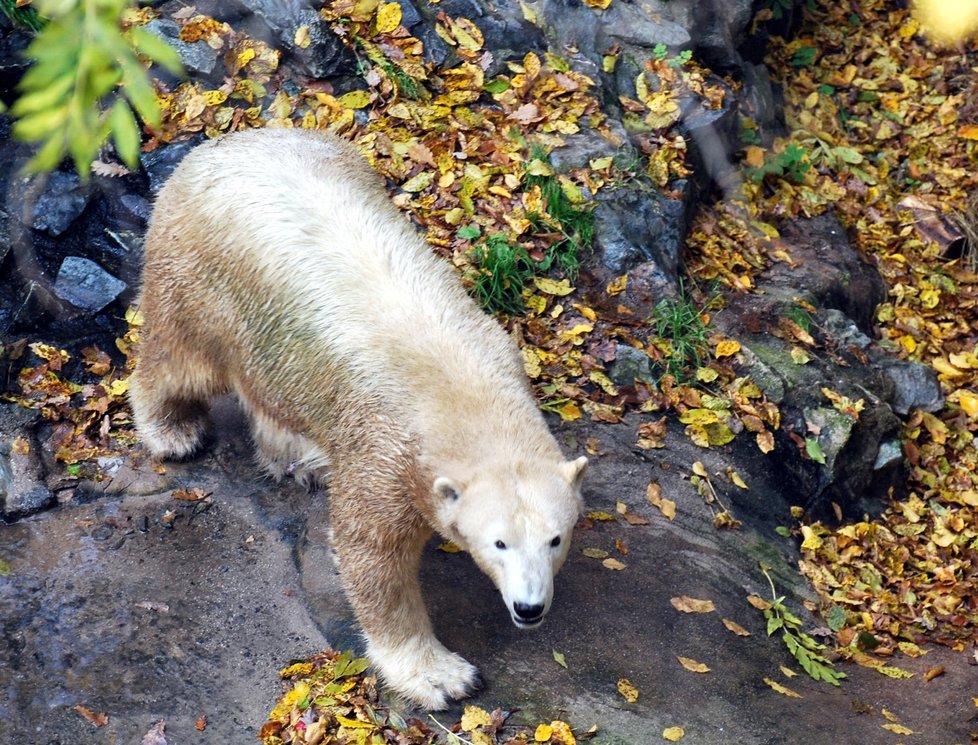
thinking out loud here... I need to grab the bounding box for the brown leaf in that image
[670,596,716,614]
[722,618,751,636]
[74,705,108,727]
[677,656,710,673]
[195,715,207,731]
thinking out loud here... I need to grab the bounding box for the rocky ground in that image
[3,0,978,743]
[1,394,975,745]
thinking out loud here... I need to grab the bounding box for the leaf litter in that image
[5,0,978,737]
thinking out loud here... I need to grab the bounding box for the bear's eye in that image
[550,536,561,548]
[494,540,507,550]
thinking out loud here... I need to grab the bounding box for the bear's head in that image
[433,455,587,628]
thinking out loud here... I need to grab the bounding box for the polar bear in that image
[128,127,587,710]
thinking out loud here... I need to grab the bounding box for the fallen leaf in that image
[647,482,676,520]
[923,666,945,681]
[722,618,750,636]
[74,705,108,727]
[582,548,609,559]
[534,723,553,742]
[881,723,915,735]
[677,656,710,673]
[552,649,568,669]
[195,715,207,731]
[763,677,802,698]
[460,705,492,731]
[602,557,626,570]
[663,726,685,741]
[779,665,798,678]
[617,678,639,702]
[670,596,716,614]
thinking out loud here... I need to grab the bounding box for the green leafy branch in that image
[756,564,847,686]
[12,0,183,178]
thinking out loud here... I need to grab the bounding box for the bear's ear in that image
[560,456,588,490]
[434,477,462,502]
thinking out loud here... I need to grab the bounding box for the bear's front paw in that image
[369,637,482,710]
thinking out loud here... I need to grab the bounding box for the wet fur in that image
[129,128,585,709]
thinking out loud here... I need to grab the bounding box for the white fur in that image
[129,128,587,709]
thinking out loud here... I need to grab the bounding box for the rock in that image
[52,256,127,313]
[0,208,10,267]
[678,77,740,195]
[118,193,153,226]
[549,124,629,172]
[19,171,92,237]
[140,138,200,193]
[0,406,53,519]
[427,0,546,70]
[587,181,693,309]
[711,214,909,519]
[879,359,945,415]
[691,0,753,73]
[233,0,357,78]
[770,213,887,334]
[144,18,220,77]
[607,344,654,387]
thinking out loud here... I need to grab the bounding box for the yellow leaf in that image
[790,346,810,364]
[460,705,492,731]
[550,720,576,745]
[763,677,802,698]
[533,277,575,296]
[730,471,748,489]
[590,155,614,170]
[293,24,311,48]
[375,1,402,33]
[606,274,628,295]
[589,370,619,396]
[692,461,709,478]
[959,123,978,140]
[663,726,685,741]
[125,306,145,326]
[647,482,676,520]
[670,596,716,614]
[336,715,374,729]
[779,665,798,678]
[401,171,433,193]
[337,90,372,109]
[722,618,750,636]
[535,723,553,742]
[436,541,462,553]
[800,525,822,552]
[715,340,741,358]
[555,401,582,421]
[583,547,609,559]
[677,656,710,673]
[617,678,639,702]
[108,378,129,397]
[756,431,775,454]
[881,723,914,735]
[602,557,626,570]
[954,390,978,418]
[582,0,611,8]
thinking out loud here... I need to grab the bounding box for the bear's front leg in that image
[330,488,480,710]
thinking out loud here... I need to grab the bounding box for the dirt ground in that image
[1,397,975,745]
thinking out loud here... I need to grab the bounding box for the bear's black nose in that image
[513,602,545,621]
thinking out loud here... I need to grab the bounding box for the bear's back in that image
[140,128,533,444]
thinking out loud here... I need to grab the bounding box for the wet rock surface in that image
[1,401,973,744]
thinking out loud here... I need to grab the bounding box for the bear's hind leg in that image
[129,346,221,459]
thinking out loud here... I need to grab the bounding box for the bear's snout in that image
[512,601,546,626]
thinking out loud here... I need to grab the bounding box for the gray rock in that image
[691,0,753,72]
[140,138,199,193]
[25,171,91,237]
[118,193,153,225]
[607,344,654,387]
[0,406,53,518]
[52,256,127,313]
[594,185,686,280]
[549,124,629,172]
[880,359,945,415]
[144,18,219,77]
[0,208,9,266]
[234,0,356,78]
